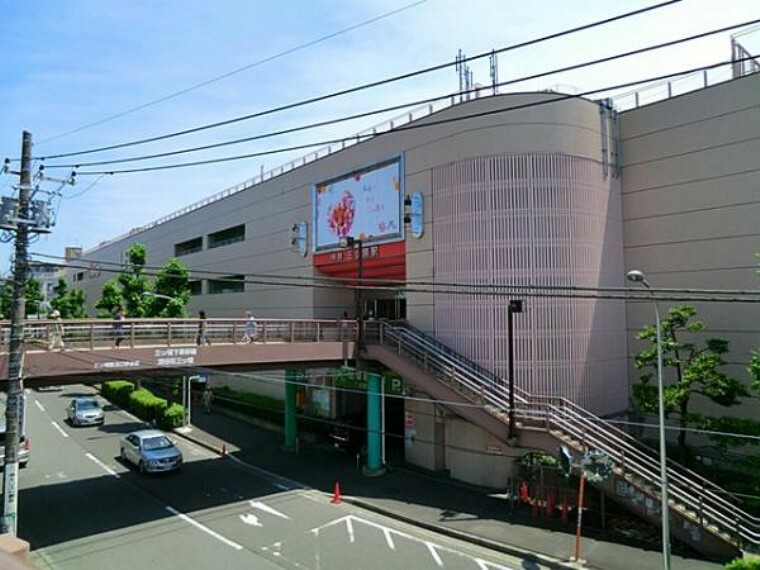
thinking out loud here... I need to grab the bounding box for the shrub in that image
[129,388,168,422]
[102,380,135,407]
[726,557,760,570]
[158,403,185,430]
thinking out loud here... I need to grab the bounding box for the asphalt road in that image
[19,385,544,570]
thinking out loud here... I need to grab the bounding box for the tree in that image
[0,277,44,318]
[95,243,191,318]
[145,258,191,318]
[50,277,87,319]
[632,305,749,459]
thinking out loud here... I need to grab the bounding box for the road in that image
[19,385,542,570]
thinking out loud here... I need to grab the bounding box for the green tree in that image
[0,277,44,318]
[632,305,749,459]
[146,258,191,317]
[50,277,87,319]
[95,279,123,317]
[96,243,191,318]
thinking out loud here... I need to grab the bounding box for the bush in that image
[129,388,168,423]
[726,557,760,570]
[158,403,185,430]
[101,380,135,407]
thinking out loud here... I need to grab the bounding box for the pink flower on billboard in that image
[327,190,355,237]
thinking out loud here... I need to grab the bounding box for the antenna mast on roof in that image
[490,50,499,95]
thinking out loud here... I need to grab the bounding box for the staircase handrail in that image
[367,320,759,549]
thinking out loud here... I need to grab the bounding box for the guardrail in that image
[365,320,759,552]
[0,317,358,352]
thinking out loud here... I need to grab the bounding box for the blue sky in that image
[0,0,758,271]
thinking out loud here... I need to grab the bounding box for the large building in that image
[69,70,760,426]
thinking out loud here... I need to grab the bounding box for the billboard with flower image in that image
[313,157,402,250]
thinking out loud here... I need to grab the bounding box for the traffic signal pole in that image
[2,131,32,535]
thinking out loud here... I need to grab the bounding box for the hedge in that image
[101,380,184,429]
[726,558,760,570]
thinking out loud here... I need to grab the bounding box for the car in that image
[0,420,29,468]
[67,397,105,426]
[119,430,182,474]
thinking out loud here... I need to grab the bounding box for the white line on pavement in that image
[346,517,355,544]
[426,542,444,567]
[34,400,45,412]
[166,506,243,551]
[85,453,121,478]
[249,500,290,520]
[383,528,396,551]
[51,421,69,438]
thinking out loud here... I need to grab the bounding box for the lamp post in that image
[339,236,364,350]
[507,299,523,440]
[627,269,671,570]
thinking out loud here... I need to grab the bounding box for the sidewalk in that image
[175,405,723,570]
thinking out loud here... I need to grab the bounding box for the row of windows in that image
[174,225,245,257]
[191,275,245,295]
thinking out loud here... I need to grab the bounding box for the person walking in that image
[243,311,257,343]
[196,310,211,345]
[202,387,213,414]
[49,310,65,350]
[113,306,125,348]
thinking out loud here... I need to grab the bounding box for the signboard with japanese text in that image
[313,157,403,251]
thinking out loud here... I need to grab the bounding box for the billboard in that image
[313,158,402,250]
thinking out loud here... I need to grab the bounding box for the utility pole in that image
[2,131,32,535]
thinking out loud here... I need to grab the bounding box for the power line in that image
[32,0,682,161]
[35,0,430,146]
[45,16,760,171]
[30,252,760,303]
[59,54,760,176]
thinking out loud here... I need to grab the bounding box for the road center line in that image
[85,453,120,478]
[50,421,69,438]
[166,506,243,550]
[34,400,45,412]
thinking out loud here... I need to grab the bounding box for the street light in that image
[339,236,364,351]
[507,299,523,440]
[627,269,671,570]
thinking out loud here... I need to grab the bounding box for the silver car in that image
[119,430,183,474]
[67,397,105,426]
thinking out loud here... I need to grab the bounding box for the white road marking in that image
[383,528,396,550]
[249,500,290,520]
[166,506,243,550]
[346,517,355,544]
[51,421,69,438]
[34,400,45,412]
[239,513,262,527]
[275,483,291,491]
[85,453,120,479]
[426,542,444,567]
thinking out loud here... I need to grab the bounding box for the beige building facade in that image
[68,73,759,484]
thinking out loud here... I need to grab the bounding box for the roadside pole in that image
[2,131,32,535]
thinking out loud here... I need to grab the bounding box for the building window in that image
[208,275,245,295]
[188,280,202,296]
[208,225,245,249]
[174,237,203,257]
[74,272,85,282]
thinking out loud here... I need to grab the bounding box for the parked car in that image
[67,397,105,426]
[329,415,365,454]
[119,430,182,474]
[0,420,29,468]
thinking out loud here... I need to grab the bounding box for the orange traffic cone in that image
[331,480,342,504]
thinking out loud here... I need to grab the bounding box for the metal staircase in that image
[364,320,759,558]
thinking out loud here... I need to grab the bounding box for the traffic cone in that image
[220,444,227,458]
[331,480,342,504]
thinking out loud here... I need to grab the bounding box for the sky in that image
[0,0,758,272]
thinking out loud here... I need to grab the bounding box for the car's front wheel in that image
[138,461,146,475]
[120,447,128,464]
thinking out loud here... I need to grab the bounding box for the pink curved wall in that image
[433,154,627,416]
